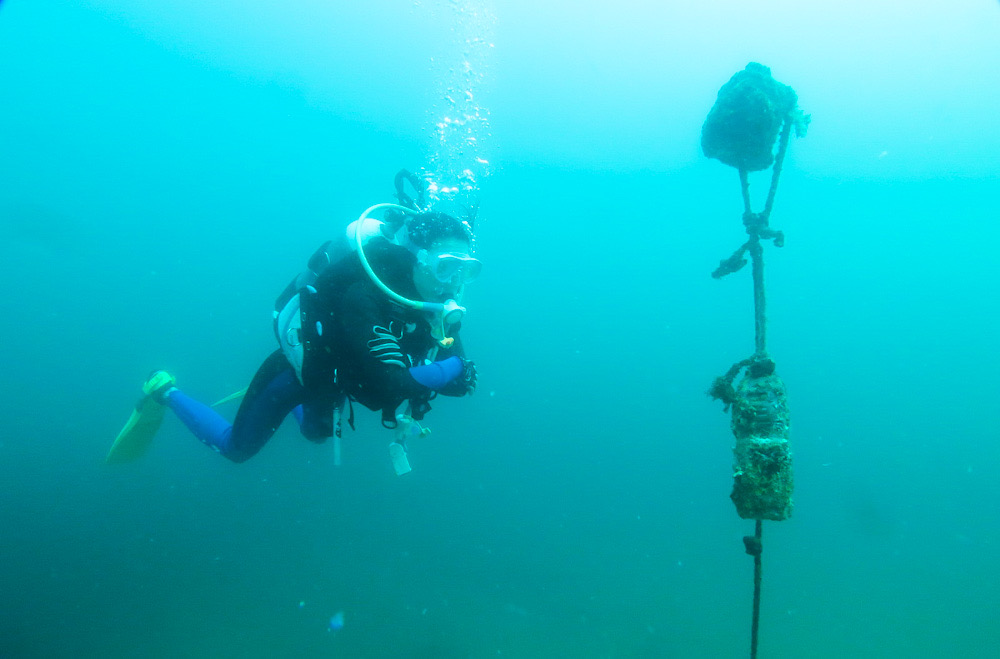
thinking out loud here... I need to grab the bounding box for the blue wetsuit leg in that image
[166,350,306,463]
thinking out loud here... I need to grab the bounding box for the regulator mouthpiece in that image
[441,299,465,326]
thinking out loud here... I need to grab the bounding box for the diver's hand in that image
[460,359,477,395]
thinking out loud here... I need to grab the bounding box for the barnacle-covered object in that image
[701,62,799,171]
[730,371,793,520]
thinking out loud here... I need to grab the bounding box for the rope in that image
[739,169,753,217]
[712,111,797,659]
[711,122,789,284]
[724,113,793,355]
[762,120,792,222]
[744,520,764,659]
[749,235,766,356]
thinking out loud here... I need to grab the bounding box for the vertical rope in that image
[749,236,766,357]
[739,119,791,655]
[739,168,753,216]
[739,166,768,357]
[722,113,800,659]
[762,120,793,222]
[749,520,763,659]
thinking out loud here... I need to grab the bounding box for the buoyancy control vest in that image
[272,217,392,387]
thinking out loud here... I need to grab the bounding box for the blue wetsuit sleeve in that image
[336,282,435,399]
[408,356,463,390]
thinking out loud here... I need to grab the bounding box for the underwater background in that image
[1,1,999,657]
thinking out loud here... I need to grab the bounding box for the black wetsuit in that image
[165,238,467,462]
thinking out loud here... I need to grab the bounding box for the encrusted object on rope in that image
[730,370,793,521]
[701,62,807,659]
[701,62,802,172]
[709,357,794,520]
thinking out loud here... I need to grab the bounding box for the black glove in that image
[460,359,478,395]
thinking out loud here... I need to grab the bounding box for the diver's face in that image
[412,236,478,302]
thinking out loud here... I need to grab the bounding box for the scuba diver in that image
[108,170,480,473]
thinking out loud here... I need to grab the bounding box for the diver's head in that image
[403,212,481,302]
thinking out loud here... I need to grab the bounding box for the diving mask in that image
[418,250,483,284]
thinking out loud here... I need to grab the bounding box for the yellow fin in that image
[106,396,167,464]
[211,388,247,407]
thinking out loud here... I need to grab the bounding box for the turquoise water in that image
[1,1,998,657]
